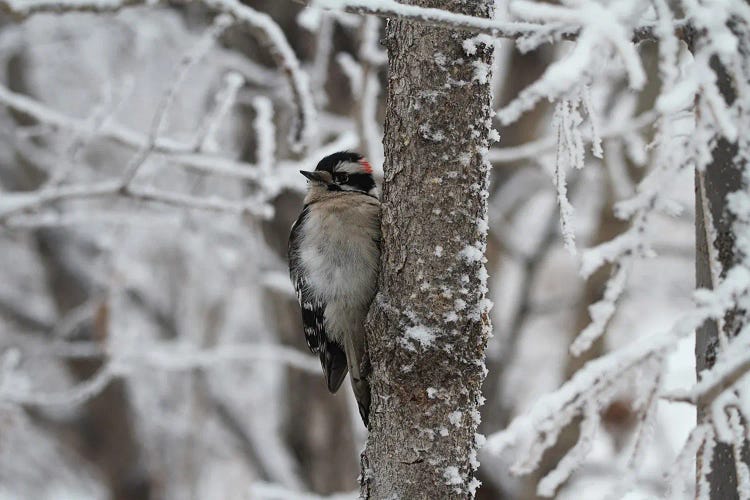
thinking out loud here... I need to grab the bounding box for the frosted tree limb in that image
[0,0,316,151]
[1,362,119,407]
[1,343,321,408]
[0,81,267,179]
[302,0,690,43]
[119,13,234,187]
[486,269,749,462]
[252,95,276,176]
[193,71,245,153]
[0,181,274,223]
[486,112,655,164]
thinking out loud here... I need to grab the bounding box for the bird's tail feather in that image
[344,328,371,426]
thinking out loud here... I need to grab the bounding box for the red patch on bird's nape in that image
[358,158,373,174]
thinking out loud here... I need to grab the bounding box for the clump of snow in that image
[462,33,497,56]
[419,123,445,142]
[488,127,500,143]
[443,466,463,486]
[458,244,485,263]
[448,411,462,426]
[434,245,443,257]
[467,477,482,495]
[402,325,435,350]
[471,61,491,85]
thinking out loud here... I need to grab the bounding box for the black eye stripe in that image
[343,173,375,192]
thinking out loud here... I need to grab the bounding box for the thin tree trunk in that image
[694,29,750,498]
[361,1,494,497]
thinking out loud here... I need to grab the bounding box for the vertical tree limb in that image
[361,1,494,497]
[694,27,750,499]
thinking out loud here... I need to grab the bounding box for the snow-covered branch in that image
[1,342,321,408]
[307,0,688,43]
[0,0,316,151]
[0,181,274,223]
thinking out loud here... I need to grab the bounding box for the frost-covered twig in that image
[1,362,119,407]
[313,0,565,39]
[193,71,245,153]
[486,111,655,164]
[570,263,629,356]
[0,0,316,151]
[663,325,750,407]
[306,0,687,43]
[664,424,711,499]
[536,404,599,496]
[0,82,194,155]
[0,180,274,222]
[0,81,265,178]
[486,268,750,492]
[1,343,321,408]
[123,342,321,374]
[120,13,234,187]
[252,96,276,175]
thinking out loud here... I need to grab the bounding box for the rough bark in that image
[360,1,494,498]
[694,28,750,499]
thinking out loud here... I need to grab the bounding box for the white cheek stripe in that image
[338,161,364,174]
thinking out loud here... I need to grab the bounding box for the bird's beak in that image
[300,170,327,183]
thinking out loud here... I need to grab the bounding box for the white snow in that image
[458,244,485,263]
[443,466,463,486]
[403,325,436,349]
[448,411,462,426]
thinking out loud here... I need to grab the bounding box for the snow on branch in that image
[119,12,234,188]
[486,256,750,496]
[0,0,316,151]
[486,111,656,164]
[193,72,245,153]
[0,343,321,408]
[307,0,686,43]
[0,181,274,223]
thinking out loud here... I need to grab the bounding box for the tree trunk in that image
[694,30,750,498]
[360,1,494,498]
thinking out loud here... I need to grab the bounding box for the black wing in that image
[288,206,348,392]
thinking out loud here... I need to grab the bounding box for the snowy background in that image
[0,0,741,498]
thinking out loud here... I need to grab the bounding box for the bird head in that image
[300,151,377,197]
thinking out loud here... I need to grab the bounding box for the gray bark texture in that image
[694,24,750,499]
[360,1,494,498]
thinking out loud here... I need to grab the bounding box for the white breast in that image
[299,197,380,341]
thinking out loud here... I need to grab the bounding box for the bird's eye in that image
[337,173,349,183]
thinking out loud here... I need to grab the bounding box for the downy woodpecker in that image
[288,151,380,425]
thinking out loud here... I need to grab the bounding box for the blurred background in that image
[0,2,695,499]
